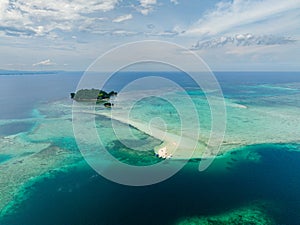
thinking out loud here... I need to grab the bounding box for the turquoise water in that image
[1,71,300,224]
[0,155,12,164]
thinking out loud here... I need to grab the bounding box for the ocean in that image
[0,71,300,224]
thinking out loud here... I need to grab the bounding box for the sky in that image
[0,0,299,71]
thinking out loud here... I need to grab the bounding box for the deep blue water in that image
[0,72,82,119]
[2,144,300,225]
[1,71,300,224]
[1,71,300,119]
[0,122,35,136]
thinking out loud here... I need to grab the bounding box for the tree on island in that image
[104,102,114,108]
[70,89,117,107]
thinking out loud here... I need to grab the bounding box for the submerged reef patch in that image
[175,202,275,225]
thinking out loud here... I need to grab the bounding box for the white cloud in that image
[78,18,108,33]
[33,59,55,67]
[192,33,297,50]
[140,0,157,8]
[146,30,179,37]
[112,14,133,23]
[170,0,179,5]
[137,0,157,15]
[184,0,300,37]
[0,0,119,37]
[110,30,138,36]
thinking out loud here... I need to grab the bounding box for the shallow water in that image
[0,155,12,164]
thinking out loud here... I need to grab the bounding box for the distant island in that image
[70,89,117,107]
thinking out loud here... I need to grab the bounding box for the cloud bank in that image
[192,33,297,50]
[184,0,300,37]
[0,0,120,36]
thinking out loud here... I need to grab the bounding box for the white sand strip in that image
[78,110,207,159]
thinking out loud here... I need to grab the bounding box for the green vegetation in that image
[70,89,117,106]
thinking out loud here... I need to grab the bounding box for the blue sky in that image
[0,0,299,71]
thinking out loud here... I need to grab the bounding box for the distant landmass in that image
[0,70,62,75]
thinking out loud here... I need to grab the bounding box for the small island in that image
[70,89,117,107]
